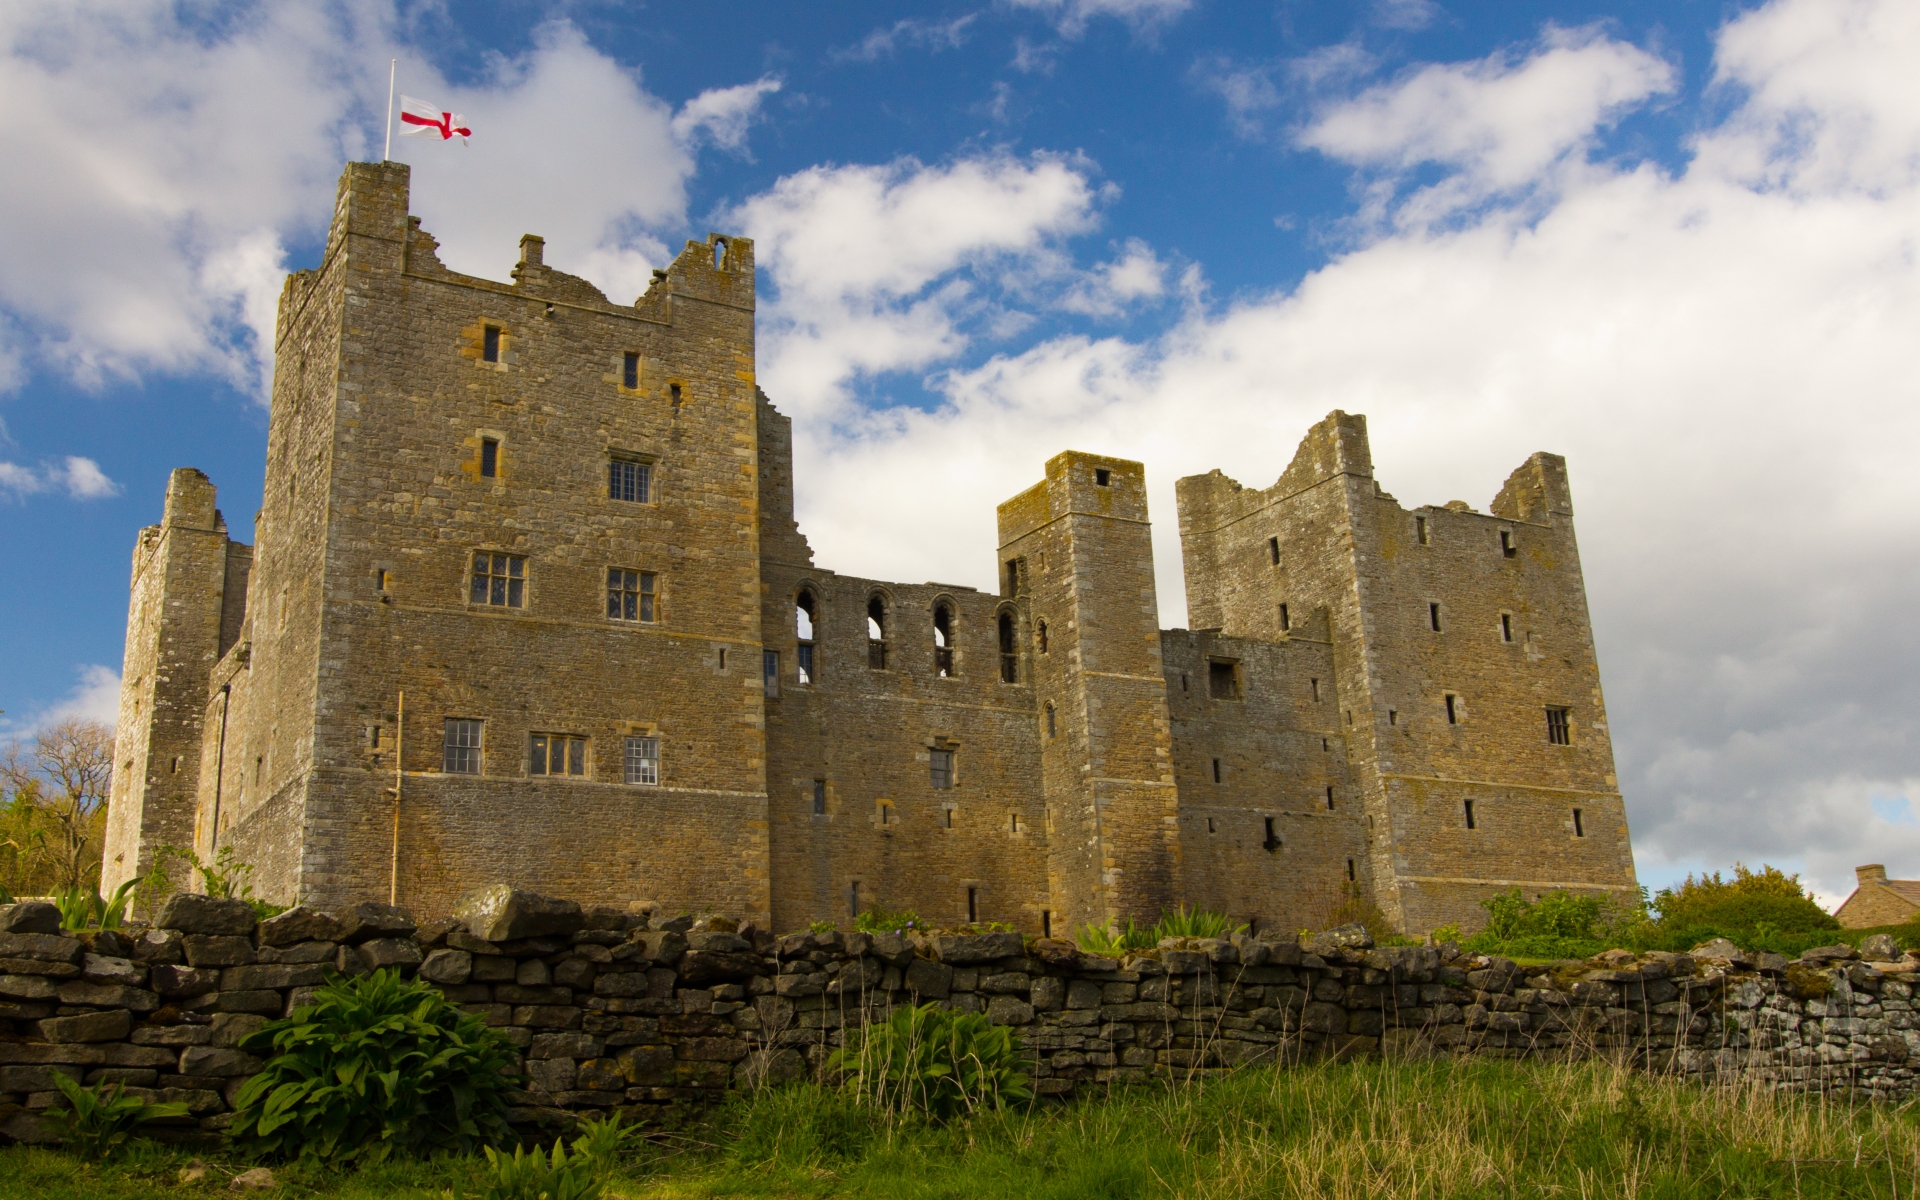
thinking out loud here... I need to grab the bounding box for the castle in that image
[101,162,1638,937]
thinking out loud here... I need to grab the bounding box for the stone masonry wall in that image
[4,892,1918,1146]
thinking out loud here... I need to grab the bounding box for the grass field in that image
[6,1056,1919,1199]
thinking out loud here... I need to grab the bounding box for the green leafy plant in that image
[853,903,924,935]
[44,1073,189,1158]
[807,919,837,935]
[458,1139,602,1200]
[1153,904,1246,941]
[147,843,286,919]
[1431,923,1465,946]
[54,876,140,931]
[570,1112,636,1183]
[228,968,518,1164]
[830,1002,1031,1120]
[1074,920,1153,956]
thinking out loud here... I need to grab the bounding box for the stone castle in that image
[102,161,1638,938]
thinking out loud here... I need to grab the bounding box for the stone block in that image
[256,906,347,947]
[56,981,160,1011]
[41,1009,133,1043]
[471,954,516,983]
[676,1037,749,1062]
[0,1064,82,1091]
[680,951,763,986]
[553,959,596,989]
[357,938,424,971]
[80,955,146,987]
[516,959,552,987]
[456,886,583,942]
[211,1013,269,1048]
[930,933,1025,964]
[0,974,58,1001]
[178,1046,262,1077]
[182,935,253,967]
[594,971,652,999]
[1303,924,1373,955]
[208,990,284,1015]
[0,903,61,935]
[988,996,1035,1026]
[980,972,1031,994]
[1031,976,1066,1011]
[633,931,687,965]
[617,1045,676,1086]
[420,949,473,985]
[514,1005,582,1029]
[497,985,571,1005]
[157,894,257,937]
[150,964,221,999]
[529,1033,600,1060]
[0,933,83,965]
[525,1058,577,1093]
[223,963,327,991]
[330,901,416,945]
[1066,979,1104,1010]
[132,1024,212,1046]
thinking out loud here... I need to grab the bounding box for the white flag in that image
[398,95,471,142]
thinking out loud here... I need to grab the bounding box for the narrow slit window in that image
[1464,799,1476,830]
[1181,673,1189,693]
[1211,757,1222,784]
[967,886,979,924]
[796,592,816,684]
[812,778,826,814]
[1501,530,1516,558]
[1445,694,1458,724]
[1573,807,1585,837]
[1009,811,1020,833]
[609,458,652,503]
[1263,818,1281,852]
[930,748,955,790]
[849,881,860,920]
[1207,817,1216,833]
[1322,737,1329,751]
[1347,858,1356,882]
[1388,709,1398,726]
[530,733,586,777]
[998,612,1018,683]
[1005,559,1020,593]
[867,596,888,670]
[1415,515,1429,544]
[607,569,656,622]
[482,325,500,363]
[479,438,498,478]
[1036,620,1048,654]
[622,352,639,390]
[471,553,526,608]
[763,650,780,698]
[1095,468,1110,486]
[1279,603,1290,632]
[1325,786,1334,810]
[1501,613,1514,643]
[934,604,955,677]
[669,383,683,407]
[1045,702,1056,738]
[1429,602,1443,632]
[1267,536,1280,565]
[443,719,483,774]
[1310,678,1321,703]
[1547,706,1572,745]
[1042,911,1052,938]
[943,807,954,828]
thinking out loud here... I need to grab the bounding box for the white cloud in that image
[1007,0,1194,38]
[669,76,783,154]
[1058,238,1168,315]
[752,0,1920,903]
[0,455,120,499]
[3,664,123,736]
[1372,0,1442,32]
[833,16,977,63]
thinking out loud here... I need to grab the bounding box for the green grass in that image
[6,1055,1920,1198]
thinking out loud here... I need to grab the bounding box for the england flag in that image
[398,95,471,143]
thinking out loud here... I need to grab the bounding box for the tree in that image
[0,718,115,895]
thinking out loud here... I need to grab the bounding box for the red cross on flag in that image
[399,95,471,142]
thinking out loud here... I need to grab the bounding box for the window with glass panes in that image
[470,553,525,607]
[443,719,483,774]
[530,733,585,777]
[607,569,656,622]
[624,736,660,785]
[930,748,955,790]
[609,459,651,503]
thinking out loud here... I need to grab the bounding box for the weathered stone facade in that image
[103,160,1636,938]
[1837,865,1920,928]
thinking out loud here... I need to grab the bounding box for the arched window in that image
[998,612,1018,683]
[713,237,727,270]
[796,591,817,684]
[868,595,888,670]
[934,603,954,677]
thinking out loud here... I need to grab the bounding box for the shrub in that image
[853,903,925,935]
[1642,864,1836,941]
[1153,904,1245,941]
[829,1002,1031,1120]
[1464,887,1642,958]
[459,1140,601,1200]
[53,876,139,931]
[569,1112,636,1184]
[228,968,518,1164]
[44,1073,189,1158]
[1076,906,1245,955]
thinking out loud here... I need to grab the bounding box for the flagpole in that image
[383,59,396,162]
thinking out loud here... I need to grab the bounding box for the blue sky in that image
[4,0,1919,905]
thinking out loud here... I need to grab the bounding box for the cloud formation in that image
[1007,0,1195,38]
[0,455,120,500]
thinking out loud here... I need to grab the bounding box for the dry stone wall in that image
[4,892,1919,1145]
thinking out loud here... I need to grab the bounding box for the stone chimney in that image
[1857,864,1889,886]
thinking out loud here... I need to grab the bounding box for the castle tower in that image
[998,453,1179,931]
[1177,412,1636,933]
[101,468,251,897]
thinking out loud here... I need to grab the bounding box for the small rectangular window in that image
[607,569,657,622]
[1207,817,1216,833]
[1573,808,1585,837]
[375,568,391,593]
[1547,707,1572,745]
[624,736,660,785]
[1501,613,1514,643]
[480,438,498,478]
[849,881,860,920]
[443,719,483,774]
[482,326,500,363]
[1009,811,1020,833]
[1211,757,1222,784]
[470,553,526,608]
[1429,602,1442,632]
[797,643,815,684]
[1415,515,1429,545]
[967,886,979,924]
[1445,694,1458,724]
[1347,858,1356,881]
[609,458,652,503]
[1094,468,1111,486]
[1388,709,1398,726]
[1005,559,1020,593]
[669,383,683,406]
[943,807,954,828]
[622,352,639,390]
[1267,536,1280,565]
[930,748,955,790]
[1464,798,1476,830]
[1045,704,1056,738]
[1310,678,1321,702]
[1500,530,1516,558]
[1263,817,1281,852]
[812,779,827,814]
[1278,603,1290,632]
[1207,660,1238,700]
[530,733,586,777]
[1325,786,1335,810]
[1042,911,1052,938]
[763,650,780,698]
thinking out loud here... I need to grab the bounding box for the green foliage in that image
[53,877,140,931]
[568,1113,636,1183]
[1153,904,1246,941]
[1075,906,1246,955]
[720,1082,880,1168]
[146,844,286,920]
[457,1140,601,1200]
[1634,863,1838,951]
[227,968,517,1165]
[1464,887,1642,959]
[43,1073,189,1158]
[829,1002,1032,1120]
[807,919,837,935]
[1430,922,1465,946]
[853,903,924,934]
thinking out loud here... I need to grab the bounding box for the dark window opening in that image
[1547,707,1572,745]
[1045,703,1056,738]
[998,612,1018,683]
[849,881,860,920]
[1279,603,1291,632]
[479,438,498,478]
[482,325,500,363]
[796,592,816,684]
[1501,613,1514,643]
[934,604,955,677]
[1310,677,1320,702]
[170,755,182,773]
[622,352,639,389]
[930,748,955,790]
[607,568,656,622]
[609,458,652,503]
[1042,911,1052,938]
[1464,799,1476,830]
[443,719,483,774]
[1501,530,1516,558]
[1005,558,1020,594]
[1573,808,1585,837]
[1429,602,1443,632]
[1325,786,1335,810]
[1267,536,1280,564]
[1445,694,1458,724]
[763,650,780,698]
[1415,515,1429,544]
[1208,660,1238,700]
[1010,811,1020,833]
[967,886,979,924]
[1207,817,1216,833]
[1211,758,1222,784]
[867,596,888,670]
[813,779,826,815]
[1037,620,1048,654]
[1263,818,1281,852]
[943,807,954,828]
[669,383,683,407]
[718,647,727,669]
[471,552,526,608]
[530,733,586,777]
[1347,858,1356,882]
[1181,673,1189,692]
[1095,467,1110,486]
[1388,709,1398,726]
[375,568,391,593]
[1322,737,1329,751]
[1346,710,1353,726]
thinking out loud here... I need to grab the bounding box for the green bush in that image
[1075,905,1246,955]
[853,903,925,935]
[228,968,518,1164]
[44,1074,189,1158]
[458,1140,601,1200]
[829,1002,1031,1120]
[53,877,139,931]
